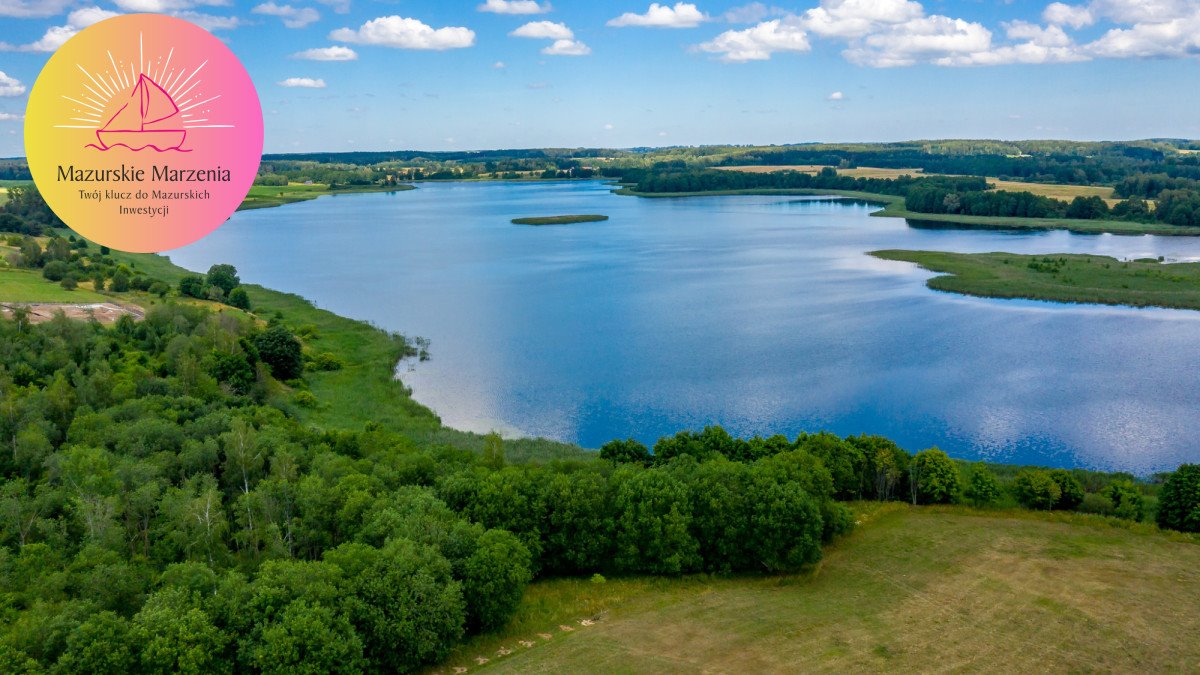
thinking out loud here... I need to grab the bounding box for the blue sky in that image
[2,0,1199,154]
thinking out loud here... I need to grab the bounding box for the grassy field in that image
[238,182,413,210]
[717,165,926,179]
[987,178,1119,206]
[512,214,609,225]
[0,268,108,302]
[434,505,1200,673]
[871,250,1200,311]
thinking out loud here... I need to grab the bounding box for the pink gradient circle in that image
[25,14,263,252]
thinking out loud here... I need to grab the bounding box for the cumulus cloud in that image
[175,11,240,30]
[0,0,73,17]
[542,38,590,55]
[293,45,357,60]
[801,0,922,39]
[330,16,476,49]
[493,60,506,68]
[0,72,26,96]
[607,2,708,28]
[510,20,573,39]
[0,6,119,52]
[843,15,992,67]
[477,0,549,14]
[827,90,844,100]
[253,2,319,28]
[699,18,810,61]
[112,0,229,12]
[1042,2,1093,29]
[722,3,784,24]
[278,76,326,87]
[0,112,23,120]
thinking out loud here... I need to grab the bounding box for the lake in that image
[169,180,1200,474]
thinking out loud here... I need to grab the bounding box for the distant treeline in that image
[718,141,1200,186]
[620,165,986,197]
[0,186,63,236]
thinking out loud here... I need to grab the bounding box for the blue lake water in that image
[169,180,1200,474]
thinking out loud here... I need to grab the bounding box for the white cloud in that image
[800,0,922,39]
[477,0,549,14]
[175,11,240,30]
[510,20,573,39]
[112,0,229,12]
[253,2,319,28]
[699,18,810,61]
[1085,13,1200,58]
[842,15,993,67]
[0,6,119,52]
[493,60,506,68]
[0,72,25,96]
[0,0,72,17]
[0,112,23,120]
[603,123,614,129]
[723,3,784,24]
[278,77,326,87]
[330,16,476,49]
[315,0,348,14]
[827,90,844,100]
[1089,0,1193,25]
[607,2,708,28]
[293,45,358,60]
[1042,2,1093,29]
[543,38,590,55]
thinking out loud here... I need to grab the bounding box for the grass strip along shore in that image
[872,250,1200,311]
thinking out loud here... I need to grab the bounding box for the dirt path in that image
[0,301,145,324]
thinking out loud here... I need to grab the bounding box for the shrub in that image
[1156,464,1200,532]
[59,276,77,290]
[227,287,251,311]
[293,391,317,408]
[254,325,304,380]
[41,260,69,281]
[1106,480,1145,521]
[178,275,206,299]
[312,352,345,371]
[205,264,240,296]
[110,270,130,293]
[1014,470,1061,510]
[1047,469,1085,510]
[1077,492,1115,516]
[964,465,1000,507]
[910,448,959,504]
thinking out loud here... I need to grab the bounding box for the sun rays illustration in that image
[55,32,233,152]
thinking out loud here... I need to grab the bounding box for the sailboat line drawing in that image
[86,73,190,152]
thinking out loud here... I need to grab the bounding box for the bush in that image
[1047,469,1084,510]
[964,465,1000,507]
[1077,492,1115,516]
[206,264,240,296]
[293,390,317,408]
[312,352,345,371]
[59,276,77,290]
[109,271,130,293]
[227,287,251,310]
[1106,480,1145,521]
[1156,464,1200,532]
[254,325,304,380]
[41,260,69,281]
[910,448,959,504]
[178,275,206,298]
[1014,470,1061,510]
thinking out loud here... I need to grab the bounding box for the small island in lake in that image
[512,214,609,225]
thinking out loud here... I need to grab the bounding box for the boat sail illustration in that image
[94,73,188,152]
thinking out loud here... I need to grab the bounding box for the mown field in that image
[437,505,1199,674]
[871,250,1200,311]
[0,268,107,302]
